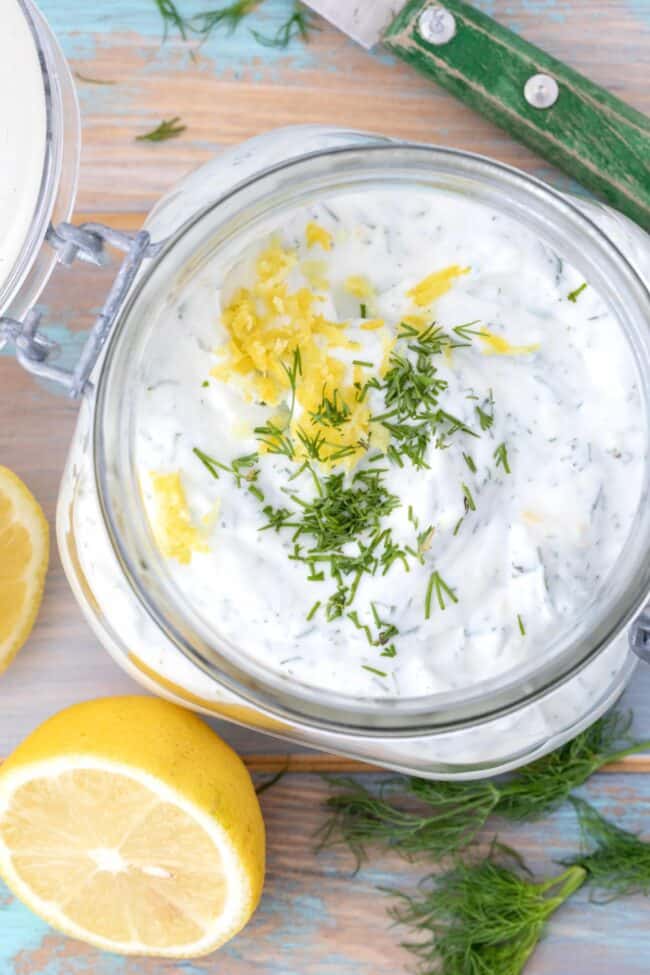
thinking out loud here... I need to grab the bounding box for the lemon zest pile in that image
[212,243,371,468]
[150,472,207,564]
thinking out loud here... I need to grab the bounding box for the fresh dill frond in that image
[306,600,321,622]
[154,0,191,39]
[136,117,186,142]
[567,282,588,303]
[321,711,650,862]
[452,319,485,342]
[251,3,316,47]
[193,447,259,488]
[517,613,526,636]
[362,664,388,678]
[359,302,368,318]
[192,0,258,37]
[390,846,585,975]
[494,441,512,474]
[564,797,650,901]
[475,390,495,431]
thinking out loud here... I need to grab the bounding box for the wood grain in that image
[2,2,650,970]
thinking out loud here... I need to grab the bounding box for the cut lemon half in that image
[0,466,49,672]
[0,697,265,958]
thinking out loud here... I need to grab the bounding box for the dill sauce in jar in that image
[58,128,650,778]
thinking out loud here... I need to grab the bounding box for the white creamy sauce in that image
[133,188,645,699]
[0,0,46,303]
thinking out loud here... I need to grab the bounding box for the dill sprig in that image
[494,441,511,474]
[154,0,190,39]
[281,347,302,423]
[136,117,186,142]
[321,711,650,861]
[191,0,258,36]
[424,570,458,618]
[193,447,259,487]
[390,845,585,975]
[251,3,316,47]
[254,420,295,458]
[563,797,650,901]
[567,282,588,303]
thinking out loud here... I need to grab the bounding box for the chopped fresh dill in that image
[462,482,476,513]
[248,484,264,502]
[359,303,367,318]
[475,403,494,431]
[309,387,350,428]
[564,797,650,900]
[463,452,476,473]
[193,447,259,487]
[362,664,388,678]
[494,442,512,474]
[251,3,316,47]
[568,282,588,303]
[352,359,373,368]
[306,600,321,622]
[254,420,294,458]
[452,319,485,342]
[453,516,464,536]
[517,613,526,636]
[281,347,302,422]
[136,117,186,142]
[425,570,458,618]
[201,380,209,388]
[390,845,585,975]
[295,426,327,462]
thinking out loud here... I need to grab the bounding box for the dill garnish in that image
[567,282,588,303]
[281,347,302,422]
[390,845,585,975]
[320,711,650,861]
[251,3,316,47]
[517,613,526,636]
[154,0,190,39]
[463,452,476,473]
[306,600,321,622]
[452,319,485,342]
[193,447,259,486]
[564,797,650,900]
[462,482,476,512]
[254,420,295,458]
[362,664,387,678]
[494,442,512,474]
[359,303,367,318]
[425,570,458,618]
[309,388,350,428]
[136,117,186,142]
[192,0,258,36]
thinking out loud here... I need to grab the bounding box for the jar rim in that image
[94,138,650,736]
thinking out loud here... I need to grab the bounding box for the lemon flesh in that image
[0,466,49,672]
[0,697,265,958]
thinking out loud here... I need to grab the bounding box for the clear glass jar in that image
[0,0,80,323]
[54,125,650,778]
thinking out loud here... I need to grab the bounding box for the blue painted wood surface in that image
[1,0,650,970]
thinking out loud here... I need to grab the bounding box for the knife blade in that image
[301,0,650,231]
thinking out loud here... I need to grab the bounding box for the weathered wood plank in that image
[3,772,650,974]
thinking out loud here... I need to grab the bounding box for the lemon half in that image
[0,697,265,958]
[0,466,49,672]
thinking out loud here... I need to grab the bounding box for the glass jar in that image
[45,125,650,779]
[0,0,80,324]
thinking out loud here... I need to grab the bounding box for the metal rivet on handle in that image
[417,6,457,45]
[524,73,559,109]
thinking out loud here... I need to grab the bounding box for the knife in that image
[304,0,650,232]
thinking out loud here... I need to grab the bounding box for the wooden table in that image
[2,1,650,971]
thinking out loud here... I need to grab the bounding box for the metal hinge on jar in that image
[629,608,650,664]
[0,221,164,398]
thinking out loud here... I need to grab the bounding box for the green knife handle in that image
[383,0,650,232]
